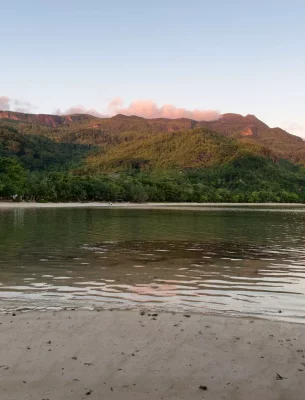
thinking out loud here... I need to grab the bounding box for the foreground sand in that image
[1,310,305,400]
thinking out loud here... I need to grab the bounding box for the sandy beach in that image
[1,201,305,210]
[1,310,305,400]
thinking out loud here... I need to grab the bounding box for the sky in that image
[0,0,304,136]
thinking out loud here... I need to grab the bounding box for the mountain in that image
[1,111,303,166]
[0,111,92,127]
[0,111,275,172]
[1,110,305,203]
[204,113,304,161]
[82,127,274,172]
[0,125,93,171]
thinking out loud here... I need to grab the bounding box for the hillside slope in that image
[204,113,304,161]
[1,112,305,203]
[0,125,92,171]
[83,128,274,172]
[1,111,303,166]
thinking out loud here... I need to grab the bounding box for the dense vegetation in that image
[1,155,305,203]
[0,126,93,171]
[83,128,273,172]
[1,113,305,203]
[2,111,304,164]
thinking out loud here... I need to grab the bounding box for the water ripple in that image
[1,207,305,322]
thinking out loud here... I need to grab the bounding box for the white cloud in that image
[0,96,35,113]
[281,121,305,138]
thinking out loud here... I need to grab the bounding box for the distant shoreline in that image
[1,201,305,209]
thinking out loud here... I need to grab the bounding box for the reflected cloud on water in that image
[1,206,305,322]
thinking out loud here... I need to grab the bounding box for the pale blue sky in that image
[0,0,304,135]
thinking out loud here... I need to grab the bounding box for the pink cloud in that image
[59,99,219,121]
[57,105,105,118]
[111,99,220,121]
[0,96,11,111]
[107,97,124,110]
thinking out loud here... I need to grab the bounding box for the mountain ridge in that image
[2,111,305,203]
[0,110,304,167]
[0,109,299,134]
[0,110,93,127]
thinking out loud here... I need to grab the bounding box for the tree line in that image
[1,155,305,203]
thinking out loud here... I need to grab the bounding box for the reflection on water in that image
[1,206,305,322]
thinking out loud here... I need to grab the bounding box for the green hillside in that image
[1,111,305,203]
[0,125,93,171]
[83,128,273,172]
[1,112,304,165]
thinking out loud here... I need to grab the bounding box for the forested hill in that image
[1,111,304,164]
[0,125,93,171]
[1,111,305,203]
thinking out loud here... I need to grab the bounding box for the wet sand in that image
[1,310,305,400]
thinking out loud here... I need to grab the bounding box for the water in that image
[1,205,305,322]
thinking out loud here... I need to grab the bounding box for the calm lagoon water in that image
[1,205,305,322]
